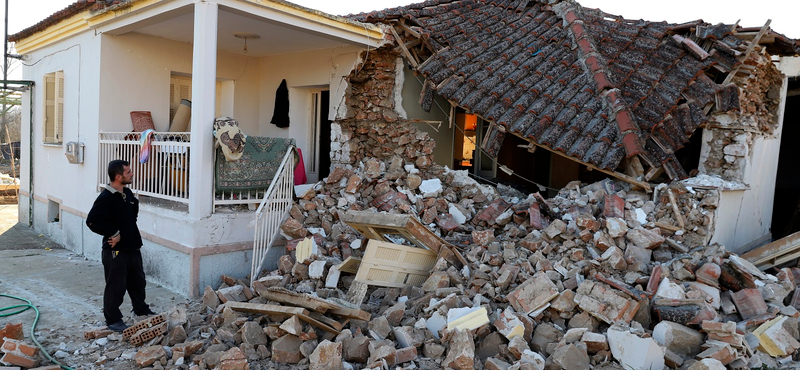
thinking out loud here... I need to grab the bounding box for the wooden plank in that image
[256,287,336,313]
[225,301,308,317]
[390,26,418,68]
[741,230,800,269]
[355,240,438,288]
[655,222,682,232]
[326,306,372,321]
[308,312,344,331]
[667,189,686,229]
[723,20,771,85]
[297,314,340,334]
[522,139,651,192]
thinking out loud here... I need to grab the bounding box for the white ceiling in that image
[133,6,351,57]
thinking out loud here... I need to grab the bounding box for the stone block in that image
[580,331,608,353]
[309,340,342,370]
[219,347,248,370]
[343,335,370,363]
[241,321,267,346]
[508,273,558,315]
[652,321,703,357]
[442,329,475,370]
[271,334,302,364]
[605,217,628,238]
[574,280,640,325]
[134,345,165,368]
[545,343,589,370]
[395,346,417,364]
[625,227,665,249]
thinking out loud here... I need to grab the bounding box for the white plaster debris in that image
[449,203,467,224]
[607,325,666,370]
[419,178,443,198]
[682,174,748,191]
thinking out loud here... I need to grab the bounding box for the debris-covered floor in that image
[4,157,800,370]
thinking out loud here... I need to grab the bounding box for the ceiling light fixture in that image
[233,32,260,53]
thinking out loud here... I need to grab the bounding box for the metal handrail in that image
[251,145,296,284]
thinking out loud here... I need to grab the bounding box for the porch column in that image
[188,1,218,218]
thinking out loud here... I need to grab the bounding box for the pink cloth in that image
[294,148,307,185]
[139,129,155,163]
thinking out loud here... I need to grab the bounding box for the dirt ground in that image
[0,204,190,369]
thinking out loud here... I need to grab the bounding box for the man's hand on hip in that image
[108,234,121,248]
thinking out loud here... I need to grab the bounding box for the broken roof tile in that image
[351,0,797,178]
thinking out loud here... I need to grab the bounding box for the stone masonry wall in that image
[332,46,435,170]
[701,49,784,181]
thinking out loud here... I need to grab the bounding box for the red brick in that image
[1,351,38,368]
[603,194,624,219]
[730,288,767,320]
[529,202,543,229]
[0,323,24,347]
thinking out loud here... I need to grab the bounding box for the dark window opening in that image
[674,127,704,178]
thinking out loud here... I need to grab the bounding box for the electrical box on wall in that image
[65,142,84,164]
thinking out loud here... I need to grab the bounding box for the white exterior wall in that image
[257,46,362,175]
[710,76,789,253]
[19,30,101,252]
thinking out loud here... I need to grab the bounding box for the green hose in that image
[0,293,76,370]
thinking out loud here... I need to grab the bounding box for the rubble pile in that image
[22,158,799,370]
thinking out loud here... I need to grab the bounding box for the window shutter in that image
[170,76,192,122]
[44,74,56,143]
[55,71,64,142]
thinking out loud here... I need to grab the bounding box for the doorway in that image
[771,77,800,240]
[307,90,331,183]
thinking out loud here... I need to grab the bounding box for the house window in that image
[169,75,222,122]
[43,71,64,144]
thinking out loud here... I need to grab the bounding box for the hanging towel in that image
[270,79,290,128]
[294,148,307,185]
[139,129,155,163]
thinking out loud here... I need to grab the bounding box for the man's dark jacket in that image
[86,187,143,251]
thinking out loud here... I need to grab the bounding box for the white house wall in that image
[709,76,789,253]
[97,32,262,135]
[19,30,101,252]
[257,46,363,170]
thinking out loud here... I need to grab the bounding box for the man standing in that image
[87,160,154,332]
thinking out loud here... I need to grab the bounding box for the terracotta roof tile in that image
[354,0,798,174]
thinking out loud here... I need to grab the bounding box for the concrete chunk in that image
[508,273,558,315]
[442,329,475,370]
[309,340,342,370]
[652,321,703,357]
[607,325,665,370]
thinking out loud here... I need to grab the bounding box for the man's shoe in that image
[135,308,157,316]
[107,321,129,332]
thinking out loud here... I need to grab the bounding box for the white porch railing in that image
[98,132,191,203]
[251,146,296,282]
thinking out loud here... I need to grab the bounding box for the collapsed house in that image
[5,0,800,368]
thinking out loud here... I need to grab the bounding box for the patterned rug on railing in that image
[215,136,296,192]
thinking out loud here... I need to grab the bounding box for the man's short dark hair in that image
[108,160,130,182]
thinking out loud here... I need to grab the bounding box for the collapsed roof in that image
[352,0,799,184]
